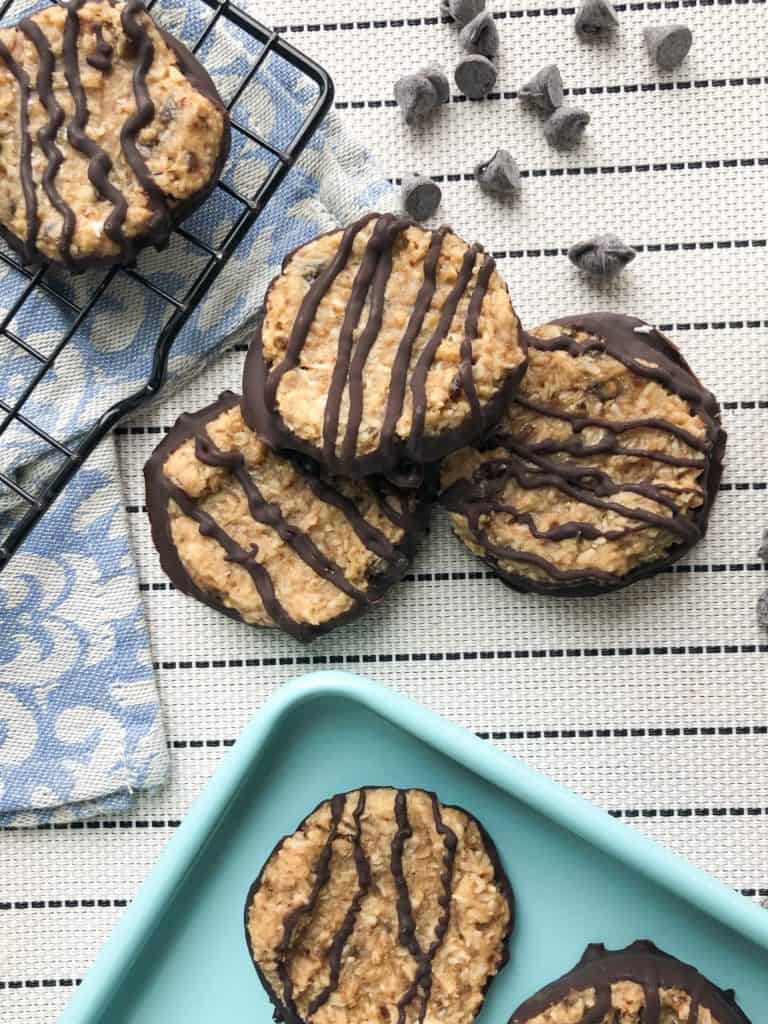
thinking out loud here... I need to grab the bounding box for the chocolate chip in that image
[441,0,486,26]
[394,73,441,123]
[158,97,177,125]
[474,149,520,194]
[543,105,590,148]
[419,66,450,105]
[568,234,636,278]
[459,11,499,58]
[575,0,619,37]
[187,152,200,172]
[643,23,693,69]
[757,589,768,629]
[757,528,768,562]
[449,372,463,399]
[401,174,442,221]
[519,64,564,114]
[454,54,496,99]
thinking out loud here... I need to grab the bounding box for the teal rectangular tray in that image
[60,672,768,1022]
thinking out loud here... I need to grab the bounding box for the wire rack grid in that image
[0,0,334,571]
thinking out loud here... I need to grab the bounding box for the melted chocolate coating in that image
[242,213,527,479]
[244,787,514,1024]
[510,940,752,1023]
[0,0,230,271]
[143,392,434,642]
[441,313,726,596]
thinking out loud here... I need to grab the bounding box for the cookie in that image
[242,212,526,479]
[510,940,752,1023]
[244,787,514,1024]
[144,393,432,641]
[441,314,726,595]
[0,0,230,269]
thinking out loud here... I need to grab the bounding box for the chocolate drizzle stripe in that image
[307,790,371,1015]
[193,434,369,605]
[415,795,458,1023]
[380,227,448,459]
[390,791,425,1024]
[341,215,412,463]
[86,23,114,71]
[267,213,378,411]
[18,18,75,265]
[0,38,38,261]
[162,477,305,636]
[62,0,131,254]
[323,215,397,461]
[513,392,711,454]
[120,0,171,242]
[408,245,481,456]
[277,793,346,1018]
[457,255,495,430]
[301,470,404,566]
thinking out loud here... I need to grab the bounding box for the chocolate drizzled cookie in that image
[441,313,726,595]
[242,212,526,479]
[0,0,229,269]
[510,940,752,1023]
[245,787,514,1024]
[144,393,433,641]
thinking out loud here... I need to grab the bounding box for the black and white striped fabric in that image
[3,0,767,1018]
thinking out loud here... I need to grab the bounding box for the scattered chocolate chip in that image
[757,589,768,629]
[519,64,564,114]
[187,152,200,172]
[419,65,450,105]
[454,54,497,99]
[575,0,619,37]
[459,11,499,58]
[643,23,693,69]
[568,234,637,277]
[757,529,768,562]
[543,105,590,148]
[401,174,442,220]
[441,0,486,26]
[474,149,521,194]
[394,73,442,124]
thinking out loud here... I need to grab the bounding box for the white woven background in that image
[3,0,768,1019]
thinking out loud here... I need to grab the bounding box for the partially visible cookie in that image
[242,212,526,478]
[144,393,432,641]
[245,787,514,1024]
[441,313,726,595]
[510,940,752,1023]
[0,0,230,269]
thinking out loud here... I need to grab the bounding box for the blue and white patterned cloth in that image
[0,0,394,826]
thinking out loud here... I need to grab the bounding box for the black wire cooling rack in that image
[0,0,334,570]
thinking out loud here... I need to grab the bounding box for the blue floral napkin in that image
[0,0,395,825]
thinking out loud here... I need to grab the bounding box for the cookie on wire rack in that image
[440,313,726,595]
[242,212,527,479]
[244,787,514,1024]
[144,393,433,641]
[510,940,752,1023]
[0,0,230,269]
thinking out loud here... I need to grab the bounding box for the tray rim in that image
[59,671,768,1022]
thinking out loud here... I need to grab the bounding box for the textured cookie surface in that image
[0,0,229,268]
[144,393,432,641]
[245,787,514,1024]
[242,212,526,477]
[441,313,726,595]
[510,940,752,1024]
